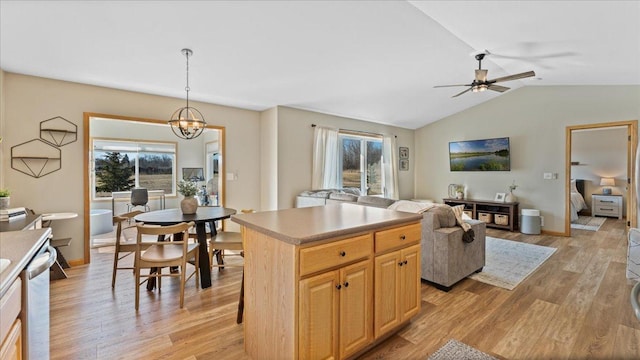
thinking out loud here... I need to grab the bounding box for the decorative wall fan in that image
[435,53,535,98]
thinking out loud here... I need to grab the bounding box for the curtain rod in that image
[311,124,396,138]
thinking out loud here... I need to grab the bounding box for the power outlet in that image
[543,172,553,180]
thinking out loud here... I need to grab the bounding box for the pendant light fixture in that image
[169,48,206,140]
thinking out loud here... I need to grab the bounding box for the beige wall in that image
[2,72,261,262]
[275,106,415,209]
[572,127,628,214]
[260,107,278,211]
[415,85,640,233]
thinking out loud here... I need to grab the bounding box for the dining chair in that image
[134,221,199,310]
[208,209,254,270]
[127,188,150,212]
[111,210,156,288]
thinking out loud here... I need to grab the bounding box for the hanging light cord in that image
[184,49,191,109]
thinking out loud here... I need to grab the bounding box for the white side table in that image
[42,212,78,279]
[591,194,622,219]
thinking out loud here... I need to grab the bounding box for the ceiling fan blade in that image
[475,69,487,82]
[452,87,472,98]
[488,84,510,93]
[434,84,472,88]
[489,71,536,83]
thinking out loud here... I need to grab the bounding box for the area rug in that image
[570,215,606,231]
[469,237,556,290]
[428,339,497,360]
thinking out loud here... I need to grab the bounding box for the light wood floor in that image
[51,218,640,359]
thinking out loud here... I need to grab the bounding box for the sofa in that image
[295,189,486,291]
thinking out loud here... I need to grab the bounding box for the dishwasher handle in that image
[26,246,57,280]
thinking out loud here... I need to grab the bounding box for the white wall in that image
[1,72,261,261]
[414,85,640,233]
[276,106,415,209]
[571,127,628,214]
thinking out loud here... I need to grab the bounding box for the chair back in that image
[130,188,149,206]
[113,210,144,243]
[135,221,194,251]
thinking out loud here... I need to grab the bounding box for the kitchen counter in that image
[0,228,51,298]
[232,202,423,359]
[231,202,423,245]
[0,213,41,233]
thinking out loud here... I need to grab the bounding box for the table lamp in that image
[600,177,615,195]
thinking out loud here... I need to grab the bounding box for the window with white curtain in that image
[92,139,177,199]
[339,133,383,195]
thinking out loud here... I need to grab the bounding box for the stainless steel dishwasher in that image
[21,239,56,360]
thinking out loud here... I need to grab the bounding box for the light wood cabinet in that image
[0,319,21,360]
[373,244,420,339]
[237,204,422,360]
[0,279,22,360]
[299,259,373,360]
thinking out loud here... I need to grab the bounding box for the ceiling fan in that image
[435,53,536,98]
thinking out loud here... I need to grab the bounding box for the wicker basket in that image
[495,214,509,225]
[478,212,493,223]
[463,210,473,218]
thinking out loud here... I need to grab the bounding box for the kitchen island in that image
[231,203,423,360]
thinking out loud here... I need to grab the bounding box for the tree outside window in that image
[340,134,382,195]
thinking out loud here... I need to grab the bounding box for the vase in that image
[505,192,516,203]
[0,197,9,210]
[180,196,198,214]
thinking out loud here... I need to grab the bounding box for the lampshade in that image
[600,178,615,186]
[168,48,207,140]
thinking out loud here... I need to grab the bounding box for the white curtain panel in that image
[312,126,340,190]
[383,135,399,199]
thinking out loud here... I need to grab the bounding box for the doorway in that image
[565,120,638,235]
[82,112,225,263]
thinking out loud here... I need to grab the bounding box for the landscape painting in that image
[449,137,510,171]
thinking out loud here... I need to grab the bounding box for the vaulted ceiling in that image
[1,1,639,129]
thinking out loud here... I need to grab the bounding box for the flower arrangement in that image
[508,180,518,193]
[177,180,197,197]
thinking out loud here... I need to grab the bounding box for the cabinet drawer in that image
[593,197,620,206]
[374,223,420,254]
[0,278,21,345]
[300,234,372,277]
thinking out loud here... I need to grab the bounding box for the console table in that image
[443,198,520,232]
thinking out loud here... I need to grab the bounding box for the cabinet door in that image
[299,271,339,360]
[0,319,22,360]
[400,244,421,321]
[339,260,373,359]
[374,251,401,339]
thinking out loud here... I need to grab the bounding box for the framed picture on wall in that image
[399,147,409,159]
[400,159,409,171]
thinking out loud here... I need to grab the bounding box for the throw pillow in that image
[450,205,475,243]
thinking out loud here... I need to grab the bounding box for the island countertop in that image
[0,228,52,298]
[231,202,423,245]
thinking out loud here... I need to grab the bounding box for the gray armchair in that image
[420,205,486,291]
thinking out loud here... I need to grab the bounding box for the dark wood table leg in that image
[197,222,212,288]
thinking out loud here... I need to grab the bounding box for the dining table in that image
[134,206,236,289]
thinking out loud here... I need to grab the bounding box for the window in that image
[92,139,176,199]
[339,133,383,195]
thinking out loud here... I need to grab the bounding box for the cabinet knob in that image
[398,262,404,267]
[339,251,346,257]
[400,234,406,240]
[336,284,342,290]
[403,260,408,265]
[343,281,349,288]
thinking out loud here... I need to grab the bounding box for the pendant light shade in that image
[169,48,206,140]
